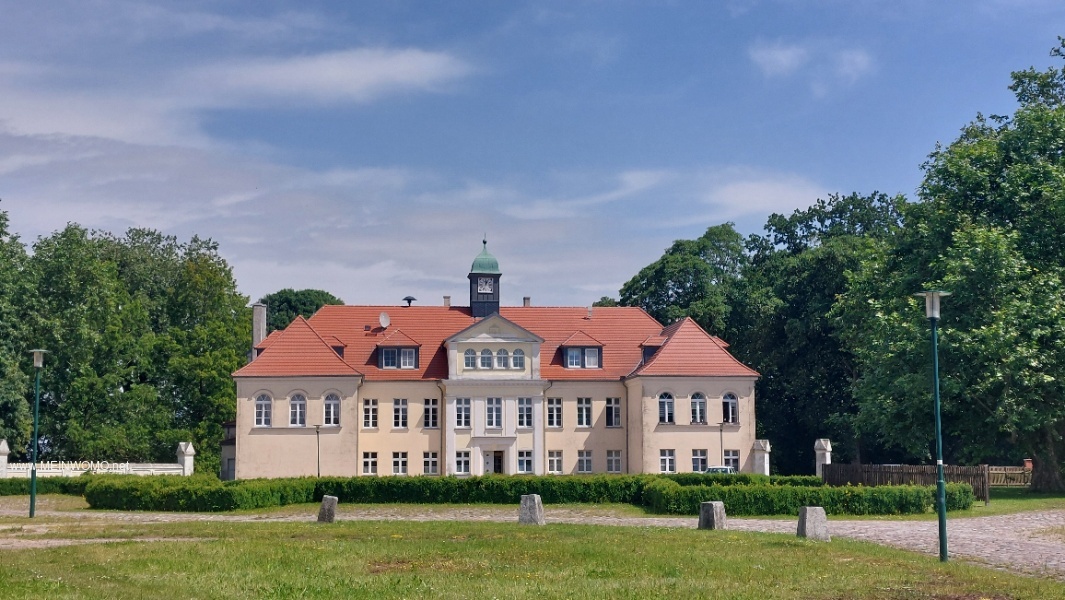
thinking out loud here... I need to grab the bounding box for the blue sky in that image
[1,1,1062,309]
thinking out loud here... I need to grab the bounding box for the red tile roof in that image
[632,317,759,377]
[235,305,757,381]
[234,316,363,377]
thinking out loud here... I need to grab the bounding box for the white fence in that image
[0,440,195,477]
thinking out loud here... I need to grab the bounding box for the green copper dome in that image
[470,240,501,274]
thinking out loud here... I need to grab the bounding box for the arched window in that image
[512,349,525,369]
[658,392,674,424]
[324,393,341,426]
[290,394,306,427]
[255,394,272,427]
[496,349,509,369]
[464,349,476,369]
[480,349,493,369]
[691,392,707,424]
[722,393,738,424]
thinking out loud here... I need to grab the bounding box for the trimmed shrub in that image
[665,473,823,488]
[0,475,93,496]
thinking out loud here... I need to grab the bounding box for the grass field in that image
[0,518,1063,599]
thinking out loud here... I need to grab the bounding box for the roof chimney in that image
[523,296,531,307]
[251,303,267,360]
[443,295,451,307]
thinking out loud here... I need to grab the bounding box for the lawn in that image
[0,518,1062,599]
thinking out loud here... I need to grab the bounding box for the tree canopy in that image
[258,288,344,333]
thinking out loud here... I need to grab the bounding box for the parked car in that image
[703,466,737,474]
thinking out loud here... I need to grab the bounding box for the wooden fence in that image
[822,464,991,503]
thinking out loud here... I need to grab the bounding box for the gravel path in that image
[3,506,1064,579]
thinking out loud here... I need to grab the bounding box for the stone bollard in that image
[698,501,727,530]
[318,495,338,523]
[797,506,830,541]
[519,494,545,525]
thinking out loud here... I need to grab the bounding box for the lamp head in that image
[914,291,951,320]
[29,349,48,369]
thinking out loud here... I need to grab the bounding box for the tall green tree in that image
[0,210,32,455]
[258,288,344,333]
[838,42,1065,490]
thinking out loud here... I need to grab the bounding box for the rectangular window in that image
[423,452,438,475]
[584,347,599,368]
[424,399,438,429]
[567,347,582,368]
[517,450,533,474]
[607,450,622,473]
[455,451,471,474]
[691,396,707,424]
[400,348,416,369]
[362,452,377,475]
[724,450,740,470]
[606,398,621,428]
[659,396,674,424]
[517,397,532,428]
[547,398,562,428]
[577,397,592,428]
[723,396,738,424]
[456,398,471,428]
[486,397,502,429]
[381,348,397,368]
[363,399,378,428]
[547,450,563,474]
[660,449,676,473]
[692,449,708,473]
[577,450,592,474]
[393,399,408,429]
[393,452,408,475]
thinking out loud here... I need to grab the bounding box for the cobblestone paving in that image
[3,505,1065,579]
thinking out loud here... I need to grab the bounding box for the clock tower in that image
[468,239,501,317]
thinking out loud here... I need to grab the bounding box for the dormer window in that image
[380,347,418,369]
[400,348,416,369]
[565,346,601,369]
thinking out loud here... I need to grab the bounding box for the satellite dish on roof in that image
[379,312,390,329]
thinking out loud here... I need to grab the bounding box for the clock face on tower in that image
[477,277,494,294]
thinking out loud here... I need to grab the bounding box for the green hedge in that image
[641,479,975,516]
[81,472,973,515]
[664,473,823,487]
[0,476,92,496]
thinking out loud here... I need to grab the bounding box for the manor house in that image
[226,243,760,479]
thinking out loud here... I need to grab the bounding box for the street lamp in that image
[314,424,322,477]
[28,349,47,518]
[915,290,950,562]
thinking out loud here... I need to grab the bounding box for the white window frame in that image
[456,451,471,474]
[517,450,533,474]
[324,393,341,426]
[567,347,582,368]
[393,399,408,429]
[606,397,621,428]
[480,349,493,369]
[424,452,438,475]
[517,397,532,429]
[692,449,708,473]
[381,347,398,368]
[660,449,676,473]
[363,452,378,475]
[363,399,378,429]
[255,394,272,427]
[399,348,416,369]
[723,393,739,424]
[584,347,599,368]
[691,393,707,424]
[547,450,563,474]
[496,349,509,369]
[456,398,471,428]
[289,394,306,427]
[546,398,562,428]
[512,349,525,369]
[724,449,740,470]
[486,397,502,429]
[577,450,592,474]
[424,398,438,429]
[577,397,592,428]
[393,451,408,475]
[658,393,674,424]
[607,450,622,474]
[464,349,476,369]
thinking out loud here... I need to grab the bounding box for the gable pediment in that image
[447,313,544,344]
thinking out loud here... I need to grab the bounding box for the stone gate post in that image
[814,439,832,478]
[751,439,771,476]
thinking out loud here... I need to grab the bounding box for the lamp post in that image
[314,424,322,477]
[28,349,47,518]
[915,290,950,562]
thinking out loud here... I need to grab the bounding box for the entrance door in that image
[493,451,504,474]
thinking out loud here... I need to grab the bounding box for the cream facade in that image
[230,246,760,480]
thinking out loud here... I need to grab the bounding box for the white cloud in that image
[834,49,873,84]
[749,41,810,77]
